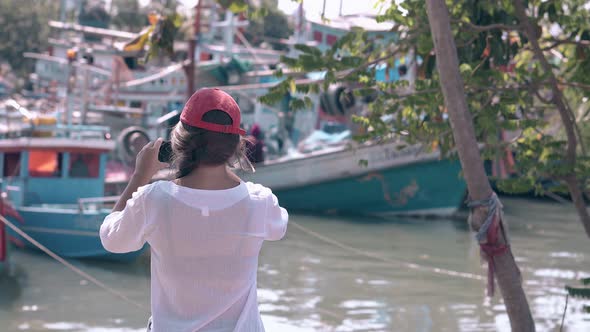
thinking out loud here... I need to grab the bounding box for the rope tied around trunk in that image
[467,192,510,297]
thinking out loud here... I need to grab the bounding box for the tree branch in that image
[559,81,590,91]
[456,34,480,48]
[452,19,521,32]
[515,0,590,238]
[530,80,553,104]
[566,99,588,156]
[338,49,402,80]
[542,38,590,51]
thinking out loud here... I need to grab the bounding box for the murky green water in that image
[0,197,588,331]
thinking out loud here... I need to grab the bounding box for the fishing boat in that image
[99,10,467,216]
[230,14,465,216]
[0,213,8,274]
[22,4,466,217]
[0,101,145,261]
[238,139,465,217]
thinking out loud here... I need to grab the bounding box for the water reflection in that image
[0,197,589,331]
[0,267,22,309]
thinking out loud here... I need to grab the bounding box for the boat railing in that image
[0,123,111,139]
[156,110,180,126]
[32,124,110,136]
[77,196,120,212]
[4,186,21,192]
[2,100,111,139]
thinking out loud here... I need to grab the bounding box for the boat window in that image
[124,57,137,70]
[326,34,338,46]
[314,31,323,43]
[69,153,100,178]
[28,150,63,178]
[2,152,21,177]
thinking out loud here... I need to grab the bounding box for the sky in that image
[137,0,384,18]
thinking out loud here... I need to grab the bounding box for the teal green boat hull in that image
[0,238,8,275]
[272,158,466,216]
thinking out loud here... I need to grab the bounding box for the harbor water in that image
[0,197,588,332]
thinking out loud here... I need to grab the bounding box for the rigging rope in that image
[0,214,148,312]
[560,293,569,332]
[290,221,485,281]
[1,209,489,317]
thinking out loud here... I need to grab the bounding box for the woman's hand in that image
[133,138,169,184]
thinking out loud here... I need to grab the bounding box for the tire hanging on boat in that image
[116,126,151,165]
[320,84,356,116]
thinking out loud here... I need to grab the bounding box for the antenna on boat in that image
[297,0,304,42]
[65,48,77,136]
[59,0,67,23]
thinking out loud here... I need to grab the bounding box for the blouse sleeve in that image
[99,185,153,253]
[264,191,289,241]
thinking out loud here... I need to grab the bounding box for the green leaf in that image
[289,78,296,94]
[216,0,248,13]
[294,43,322,56]
[459,63,472,75]
[566,286,590,299]
[248,7,269,20]
[275,68,284,78]
[289,98,307,111]
[303,96,313,109]
[171,13,183,28]
[496,177,535,194]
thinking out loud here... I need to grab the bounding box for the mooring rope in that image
[467,192,505,242]
[289,221,485,281]
[0,214,148,312]
[560,293,569,332]
[466,192,512,297]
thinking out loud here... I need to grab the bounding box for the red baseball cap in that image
[180,88,246,135]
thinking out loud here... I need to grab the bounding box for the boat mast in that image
[186,1,202,99]
[65,50,75,136]
[297,0,304,42]
[223,11,235,59]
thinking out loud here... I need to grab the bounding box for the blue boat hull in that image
[7,208,144,261]
[273,158,466,216]
[1,220,10,274]
[0,243,8,275]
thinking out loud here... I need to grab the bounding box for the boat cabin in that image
[0,138,115,208]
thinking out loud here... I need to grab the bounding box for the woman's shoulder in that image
[136,181,168,199]
[244,182,274,201]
